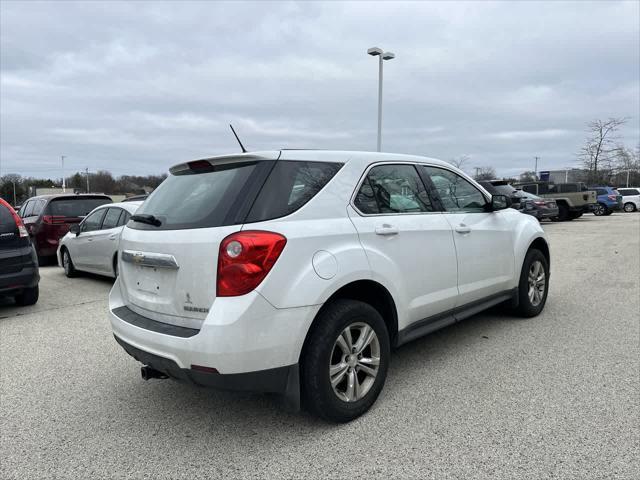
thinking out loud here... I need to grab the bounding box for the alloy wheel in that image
[63,251,70,275]
[528,260,546,307]
[329,322,380,403]
[624,203,635,213]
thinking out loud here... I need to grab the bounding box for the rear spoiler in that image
[169,151,280,175]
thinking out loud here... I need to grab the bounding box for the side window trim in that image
[351,161,483,216]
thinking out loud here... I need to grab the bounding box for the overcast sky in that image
[1,0,638,179]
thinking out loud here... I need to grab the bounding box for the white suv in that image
[109,150,550,422]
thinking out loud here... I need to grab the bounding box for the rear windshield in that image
[47,197,112,217]
[0,204,15,227]
[131,160,342,230]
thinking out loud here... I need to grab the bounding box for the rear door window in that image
[618,189,639,196]
[354,164,434,214]
[101,208,123,229]
[32,199,46,217]
[595,189,608,196]
[245,161,343,222]
[80,209,107,233]
[559,184,578,193]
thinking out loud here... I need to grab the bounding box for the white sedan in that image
[57,201,142,278]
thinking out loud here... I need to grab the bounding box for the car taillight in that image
[42,215,66,224]
[217,231,287,297]
[607,194,617,201]
[533,201,546,206]
[6,205,28,237]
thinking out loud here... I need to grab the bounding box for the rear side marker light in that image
[217,230,287,297]
[191,365,219,374]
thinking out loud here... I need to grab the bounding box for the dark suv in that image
[18,194,112,261]
[0,199,39,306]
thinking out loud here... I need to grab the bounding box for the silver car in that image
[57,201,142,278]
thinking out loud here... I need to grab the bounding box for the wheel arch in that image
[528,237,550,270]
[300,279,399,361]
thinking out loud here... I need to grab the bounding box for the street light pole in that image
[368,47,395,152]
[61,155,66,193]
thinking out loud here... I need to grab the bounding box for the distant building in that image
[539,168,587,184]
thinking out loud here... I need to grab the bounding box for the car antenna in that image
[229,124,247,153]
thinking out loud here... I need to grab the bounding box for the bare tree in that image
[578,117,627,184]
[614,143,640,187]
[448,154,470,170]
[518,171,537,183]
[473,166,496,181]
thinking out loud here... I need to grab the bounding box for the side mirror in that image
[69,224,80,235]
[491,194,510,211]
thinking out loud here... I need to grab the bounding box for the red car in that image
[18,194,112,261]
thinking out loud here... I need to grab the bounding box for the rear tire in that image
[623,202,636,213]
[593,203,606,216]
[301,299,390,423]
[604,209,613,216]
[62,249,78,278]
[557,203,569,221]
[515,249,549,318]
[15,285,39,306]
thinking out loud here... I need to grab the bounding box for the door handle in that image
[109,234,117,240]
[375,224,399,236]
[455,224,471,234]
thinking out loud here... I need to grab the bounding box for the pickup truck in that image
[515,182,597,221]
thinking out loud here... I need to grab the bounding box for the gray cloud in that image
[1,0,638,179]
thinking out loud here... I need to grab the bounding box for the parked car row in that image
[478,180,639,221]
[2,152,636,422]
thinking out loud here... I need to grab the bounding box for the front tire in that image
[15,285,39,306]
[301,299,390,423]
[62,248,78,278]
[623,202,636,213]
[515,249,549,317]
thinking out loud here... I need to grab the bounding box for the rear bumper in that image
[109,277,320,376]
[114,335,297,393]
[0,246,39,295]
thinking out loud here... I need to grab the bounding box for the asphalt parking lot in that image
[1,213,638,479]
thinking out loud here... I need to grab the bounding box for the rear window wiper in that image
[130,214,162,227]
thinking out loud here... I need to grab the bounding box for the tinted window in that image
[354,164,434,214]
[48,197,111,217]
[117,211,131,227]
[618,189,639,196]
[423,167,487,213]
[560,184,578,193]
[522,185,538,194]
[32,199,46,216]
[595,189,608,196]
[102,208,122,229]
[81,209,106,232]
[0,204,14,226]
[245,161,343,222]
[134,161,264,230]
